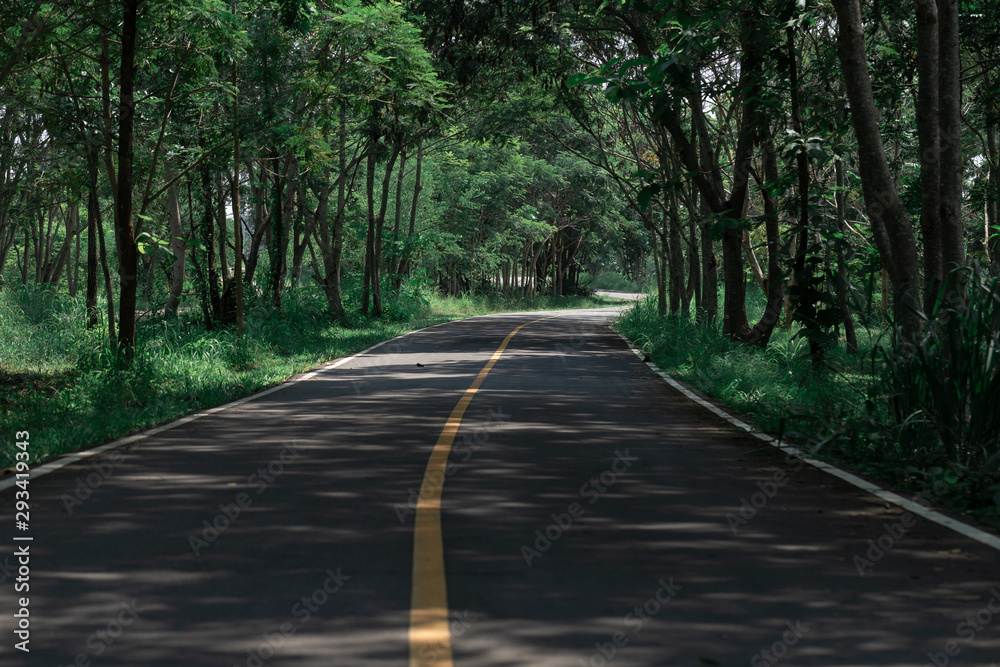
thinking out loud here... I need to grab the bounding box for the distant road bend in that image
[2,307,999,666]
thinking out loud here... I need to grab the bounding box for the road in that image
[1,308,998,666]
[593,289,645,301]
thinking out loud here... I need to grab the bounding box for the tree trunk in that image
[21,220,28,283]
[988,119,1000,268]
[326,102,349,319]
[399,134,423,281]
[165,169,185,318]
[361,115,378,315]
[743,230,767,296]
[835,152,859,353]
[71,213,80,296]
[86,143,100,328]
[48,203,75,286]
[243,161,272,288]
[882,268,891,318]
[915,0,943,302]
[269,149,285,309]
[667,196,684,314]
[202,157,221,326]
[938,0,965,270]
[700,200,717,323]
[372,144,400,317]
[788,24,824,366]
[100,28,118,217]
[550,230,558,295]
[652,232,666,317]
[114,0,139,356]
[686,186,701,312]
[744,134,785,348]
[391,147,406,285]
[216,171,229,291]
[831,0,922,335]
[290,181,308,288]
[655,22,762,338]
[97,184,116,345]
[231,70,244,336]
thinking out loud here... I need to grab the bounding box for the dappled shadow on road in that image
[435,316,1000,667]
[2,309,998,666]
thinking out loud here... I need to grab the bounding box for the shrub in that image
[881,264,1000,474]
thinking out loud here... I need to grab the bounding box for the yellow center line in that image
[409,314,562,667]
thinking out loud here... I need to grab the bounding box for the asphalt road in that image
[1,308,999,667]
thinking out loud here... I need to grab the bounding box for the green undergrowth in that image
[426,290,629,316]
[0,283,624,470]
[615,291,1000,532]
[580,271,647,293]
[614,293,877,444]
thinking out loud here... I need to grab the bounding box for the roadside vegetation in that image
[616,266,1000,531]
[0,279,625,470]
[580,271,648,294]
[3,1,1000,534]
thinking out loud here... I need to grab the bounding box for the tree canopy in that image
[2,0,998,359]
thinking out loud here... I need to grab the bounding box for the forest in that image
[2,0,1000,528]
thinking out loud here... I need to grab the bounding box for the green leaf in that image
[637,183,661,210]
[814,308,845,328]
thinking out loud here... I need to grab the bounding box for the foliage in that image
[3,0,1000,533]
[580,271,645,292]
[881,265,1000,473]
[615,289,1000,529]
[0,282,621,470]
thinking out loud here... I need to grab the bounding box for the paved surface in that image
[1,308,999,666]
[593,289,644,301]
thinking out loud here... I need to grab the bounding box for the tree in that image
[831,0,923,335]
[114,0,140,356]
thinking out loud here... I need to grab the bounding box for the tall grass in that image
[614,287,1000,530]
[615,294,876,437]
[0,281,624,469]
[873,266,1000,516]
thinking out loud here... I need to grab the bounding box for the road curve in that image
[1,308,998,667]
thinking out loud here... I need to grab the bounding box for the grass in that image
[614,288,1000,532]
[0,281,626,470]
[426,290,630,316]
[615,291,879,441]
[580,271,648,293]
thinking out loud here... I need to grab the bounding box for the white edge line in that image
[0,322,454,492]
[1,309,595,492]
[620,339,1000,553]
